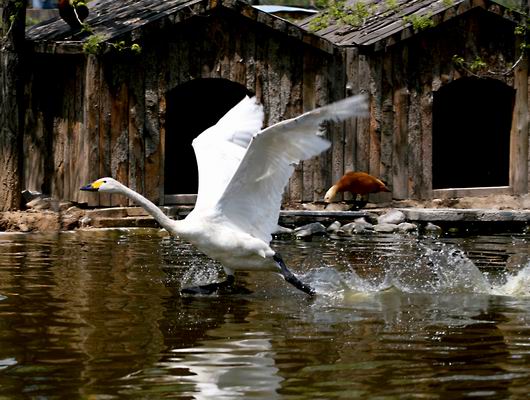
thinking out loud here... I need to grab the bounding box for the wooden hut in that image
[23,0,529,208]
[24,0,347,207]
[301,0,529,201]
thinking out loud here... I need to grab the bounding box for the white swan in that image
[81,94,367,295]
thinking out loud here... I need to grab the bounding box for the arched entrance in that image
[164,78,253,202]
[432,78,514,189]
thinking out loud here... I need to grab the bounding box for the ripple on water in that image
[0,229,529,399]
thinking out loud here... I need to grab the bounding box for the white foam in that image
[492,263,530,297]
[309,243,530,298]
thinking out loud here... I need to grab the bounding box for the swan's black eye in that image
[103,180,107,183]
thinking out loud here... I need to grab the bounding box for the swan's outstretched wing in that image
[217,95,368,243]
[192,96,264,212]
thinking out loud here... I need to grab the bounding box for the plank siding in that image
[98,60,112,206]
[128,57,145,204]
[344,47,359,175]
[301,50,316,202]
[144,49,161,205]
[21,0,529,210]
[84,55,101,206]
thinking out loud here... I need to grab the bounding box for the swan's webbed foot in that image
[181,275,252,295]
[274,253,315,296]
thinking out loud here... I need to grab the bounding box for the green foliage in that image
[1,0,26,39]
[83,34,142,56]
[130,43,142,54]
[309,13,332,31]
[309,0,377,31]
[385,0,399,12]
[83,34,105,55]
[452,54,489,75]
[452,55,465,67]
[469,57,487,72]
[453,54,487,72]
[402,13,434,32]
[110,40,142,55]
[514,22,527,36]
[442,0,454,7]
[81,23,93,34]
[70,0,87,7]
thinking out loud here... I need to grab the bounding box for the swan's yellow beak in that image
[80,180,101,192]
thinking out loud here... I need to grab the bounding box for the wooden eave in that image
[26,0,335,55]
[300,0,524,52]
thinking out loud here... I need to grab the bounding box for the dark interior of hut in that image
[432,77,514,189]
[164,78,253,195]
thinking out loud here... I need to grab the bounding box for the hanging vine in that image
[452,18,530,78]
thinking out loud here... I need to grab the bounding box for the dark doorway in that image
[164,78,253,195]
[432,78,514,189]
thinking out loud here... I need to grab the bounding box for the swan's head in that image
[80,177,123,194]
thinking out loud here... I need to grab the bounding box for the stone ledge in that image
[398,208,530,223]
[1,206,529,233]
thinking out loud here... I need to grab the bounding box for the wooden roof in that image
[298,0,524,50]
[26,0,334,54]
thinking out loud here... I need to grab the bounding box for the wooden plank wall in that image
[347,9,526,200]
[24,8,529,205]
[24,10,348,205]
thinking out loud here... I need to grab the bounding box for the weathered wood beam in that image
[0,0,27,211]
[510,38,529,194]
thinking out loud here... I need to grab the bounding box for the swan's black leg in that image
[181,275,251,295]
[274,253,315,296]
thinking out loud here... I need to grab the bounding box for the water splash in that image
[309,242,530,298]
[493,263,530,297]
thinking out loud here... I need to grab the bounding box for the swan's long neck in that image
[118,185,179,234]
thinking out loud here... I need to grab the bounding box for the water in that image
[0,228,529,399]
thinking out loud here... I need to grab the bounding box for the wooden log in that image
[63,60,75,202]
[254,26,268,119]
[83,55,101,207]
[368,52,382,180]
[356,54,370,173]
[98,59,112,206]
[110,80,129,207]
[392,88,409,200]
[378,53,394,201]
[0,0,26,211]
[313,60,330,202]
[343,48,360,182]
[70,58,85,203]
[301,50,316,202]
[330,50,346,199]
[23,62,44,195]
[407,90,422,199]
[243,19,256,94]
[286,49,303,204]
[420,86,433,199]
[158,50,168,204]
[510,42,529,194]
[144,49,161,204]
[128,57,145,204]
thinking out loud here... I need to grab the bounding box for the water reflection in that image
[0,229,529,399]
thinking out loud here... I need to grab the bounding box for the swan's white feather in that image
[192,96,264,212]
[217,94,368,243]
[83,95,368,288]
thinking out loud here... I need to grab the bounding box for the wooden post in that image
[392,88,409,199]
[0,0,27,211]
[510,41,528,194]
